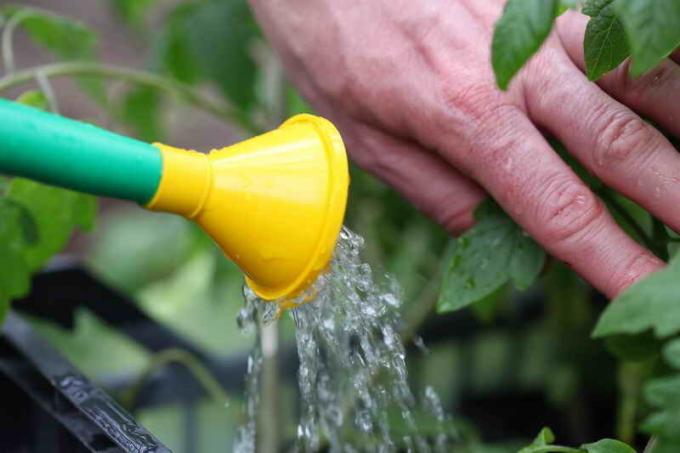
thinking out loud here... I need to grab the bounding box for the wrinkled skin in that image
[249,0,680,298]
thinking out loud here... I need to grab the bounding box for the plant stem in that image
[0,61,258,133]
[616,361,649,445]
[1,8,40,74]
[120,348,229,411]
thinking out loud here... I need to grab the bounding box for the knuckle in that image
[440,82,517,127]
[591,107,656,169]
[535,175,603,246]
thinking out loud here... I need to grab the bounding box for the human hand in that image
[249,0,680,297]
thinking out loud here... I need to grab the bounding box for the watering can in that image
[0,99,349,302]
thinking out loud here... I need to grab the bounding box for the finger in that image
[557,12,680,137]
[431,100,664,297]
[524,42,680,238]
[302,90,488,235]
[340,119,486,235]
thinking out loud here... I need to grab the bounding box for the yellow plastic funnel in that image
[147,114,349,301]
[0,98,349,303]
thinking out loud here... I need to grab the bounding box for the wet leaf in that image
[438,201,545,313]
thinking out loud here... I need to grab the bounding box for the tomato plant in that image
[1,1,679,451]
[437,1,680,451]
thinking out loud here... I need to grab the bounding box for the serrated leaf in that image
[581,438,636,453]
[437,201,545,313]
[492,0,560,90]
[663,338,680,369]
[613,0,680,77]
[15,90,48,110]
[593,254,680,339]
[583,0,630,80]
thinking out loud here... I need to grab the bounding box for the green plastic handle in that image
[0,98,162,204]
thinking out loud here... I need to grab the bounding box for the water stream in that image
[234,228,454,452]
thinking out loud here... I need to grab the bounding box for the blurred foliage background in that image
[0,0,642,452]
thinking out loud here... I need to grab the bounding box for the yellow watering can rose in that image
[0,99,349,303]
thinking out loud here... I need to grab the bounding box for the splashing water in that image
[234,228,454,452]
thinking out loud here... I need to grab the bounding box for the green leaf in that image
[111,0,158,26]
[663,338,680,369]
[7,179,96,270]
[492,0,560,90]
[11,8,106,102]
[152,3,201,84]
[642,374,680,439]
[15,90,48,110]
[559,0,581,13]
[604,331,662,362]
[121,85,163,141]
[593,254,680,339]
[0,200,33,324]
[613,0,680,77]
[652,438,680,453]
[470,284,507,323]
[183,0,259,109]
[518,427,556,453]
[438,201,545,313]
[583,0,630,80]
[645,375,680,408]
[19,11,96,61]
[581,438,636,453]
